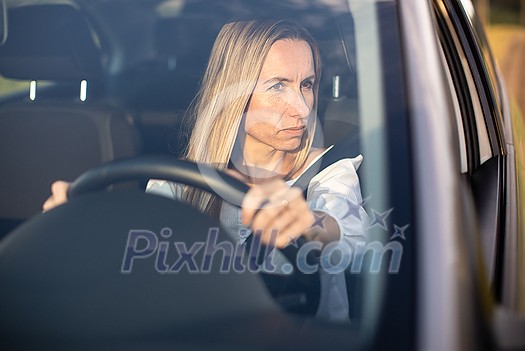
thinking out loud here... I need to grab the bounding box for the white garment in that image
[146,153,368,321]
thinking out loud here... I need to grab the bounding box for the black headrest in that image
[0,4,103,81]
[155,17,219,64]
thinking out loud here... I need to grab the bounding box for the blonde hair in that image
[184,19,322,215]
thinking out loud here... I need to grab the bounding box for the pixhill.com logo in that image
[120,226,405,275]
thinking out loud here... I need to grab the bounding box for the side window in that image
[439,44,468,173]
[434,0,493,173]
[465,54,493,166]
[462,3,504,120]
[435,0,507,290]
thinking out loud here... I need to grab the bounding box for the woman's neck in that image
[231,135,296,182]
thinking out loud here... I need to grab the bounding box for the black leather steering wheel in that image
[68,156,249,207]
[67,155,321,315]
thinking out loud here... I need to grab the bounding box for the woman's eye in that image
[270,82,285,91]
[301,80,313,90]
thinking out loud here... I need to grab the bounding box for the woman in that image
[135,20,370,321]
[44,19,368,320]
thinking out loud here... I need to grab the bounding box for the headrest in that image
[0,4,103,81]
[154,17,219,64]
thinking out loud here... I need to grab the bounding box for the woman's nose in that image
[287,90,311,118]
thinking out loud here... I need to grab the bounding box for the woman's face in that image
[243,39,315,153]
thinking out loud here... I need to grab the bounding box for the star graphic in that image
[342,196,372,220]
[342,199,362,220]
[390,224,409,240]
[360,195,372,207]
[287,235,299,248]
[368,208,394,231]
[311,211,329,230]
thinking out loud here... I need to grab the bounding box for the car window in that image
[439,43,469,173]
[459,0,504,121]
[0,0,415,348]
[466,53,493,166]
[125,0,414,342]
[434,0,493,170]
[435,0,510,297]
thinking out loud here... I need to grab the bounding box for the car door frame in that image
[433,0,525,349]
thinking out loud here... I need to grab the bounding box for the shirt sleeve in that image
[305,156,369,322]
[145,179,184,200]
[306,155,369,242]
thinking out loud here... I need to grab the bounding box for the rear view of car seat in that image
[316,11,359,147]
[0,4,140,238]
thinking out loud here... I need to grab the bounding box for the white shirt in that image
[146,152,368,321]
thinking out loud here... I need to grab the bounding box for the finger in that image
[275,215,314,248]
[257,202,299,243]
[42,181,70,211]
[242,196,269,228]
[241,182,288,226]
[42,198,55,212]
[254,205,305,247]
[253,227,280,248]
[42,196,64,212]
[270,198,313,248]
[249,192,295,235]
[249,187,306,238]
[51,181,70,202]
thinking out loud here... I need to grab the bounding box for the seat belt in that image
[244,134,361,316]
[291,133,363,320]
[292,133,361,198]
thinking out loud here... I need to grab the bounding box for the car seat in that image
[0,3,140,238]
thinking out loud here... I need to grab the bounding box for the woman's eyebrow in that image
[262,74,316,85]
[262,77,292,85]
[302,75,316,82]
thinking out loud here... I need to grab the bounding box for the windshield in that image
[138,0,414,345]
[0,0,415,349]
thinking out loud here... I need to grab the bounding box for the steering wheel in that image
[67,155,321,315]
[68,155,249,206]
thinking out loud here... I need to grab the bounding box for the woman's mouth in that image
[282,126,306,136]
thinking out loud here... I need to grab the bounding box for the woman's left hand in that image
[241,179,315,248]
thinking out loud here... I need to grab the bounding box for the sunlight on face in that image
[243,39,315,154]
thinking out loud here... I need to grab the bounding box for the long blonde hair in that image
[184,19,322,215]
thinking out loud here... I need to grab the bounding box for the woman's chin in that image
[276,140,304,153]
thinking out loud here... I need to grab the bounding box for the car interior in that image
[0,0,383,349]
[2,0,524,349]
[0,0,360,240]
[0,3,141,236]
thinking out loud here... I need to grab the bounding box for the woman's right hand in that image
[42,181,70,212]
